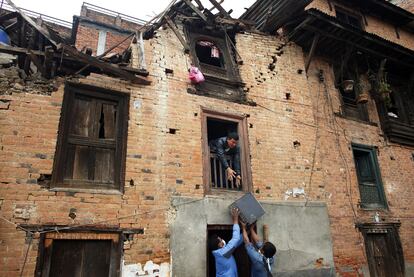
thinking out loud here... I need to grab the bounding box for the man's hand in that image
[231,208,240,224]
[235,176,241,188]
[226,167,237,180]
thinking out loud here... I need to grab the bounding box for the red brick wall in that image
[391,0,414,13]
[1,10,414,277]
[74,6,141,56]
[74,24,133,56]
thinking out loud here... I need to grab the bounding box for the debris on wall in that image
[122,260,170,277]
[13,204,36,220]
[0,66,61,96]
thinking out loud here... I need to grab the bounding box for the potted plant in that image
[377,73,392,109]
[355,82,369,104]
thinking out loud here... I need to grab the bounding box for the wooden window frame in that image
[189,33,239,82]
[51,83,129,193]
[201,108,252,194]
[334,5,365,30]
[36,232,122,277]
[351,144,387,210]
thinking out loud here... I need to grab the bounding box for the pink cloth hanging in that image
[188,66,205,84]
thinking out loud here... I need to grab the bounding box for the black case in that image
[229,192,265,224]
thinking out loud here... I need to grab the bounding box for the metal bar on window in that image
[218,159,224,189]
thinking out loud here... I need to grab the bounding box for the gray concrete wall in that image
[170,195,335,277]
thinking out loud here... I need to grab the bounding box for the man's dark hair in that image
[227,132,239,141]
[208,234,221,251]
[262,242,276,258]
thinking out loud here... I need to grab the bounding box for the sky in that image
[9,0,256,23]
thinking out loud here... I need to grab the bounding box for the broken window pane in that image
[53,85,128,191]
[98,102,117,139]
[70,97,93,137]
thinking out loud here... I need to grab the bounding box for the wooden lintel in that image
[208,0,230,18]
[183,0,208,22]
[164,16,190,53]
[305,33,320,72]
[60,44,151,85]
[0,11,18,23]
[0,44,45,56]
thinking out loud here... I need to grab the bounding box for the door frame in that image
[357,222,405,277]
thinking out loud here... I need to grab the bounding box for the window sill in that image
[207,188,248,197]
[358,205,388,211]
[334,112,378,126]
[50,187,123,195]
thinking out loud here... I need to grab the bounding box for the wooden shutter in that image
[352,145,387,208]
[52,84,129,191]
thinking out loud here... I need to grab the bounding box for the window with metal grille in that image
[352,144,387,209]
[202,108,252,193]
[52,83,129,192]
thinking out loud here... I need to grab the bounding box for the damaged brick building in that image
[0,0,413,276]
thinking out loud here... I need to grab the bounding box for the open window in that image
[335,6,364,30]
[37,232,121,277]
[195,40,225,68]
[52,83,129,192]
[352,144,387,209]
[333,60,369,122]
[202,108,251,193]
[207,225,250,277]
[186,26,244,102]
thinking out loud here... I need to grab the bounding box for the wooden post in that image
[138,31,146,70]
[305,33,320,72]
[263,224,269,242]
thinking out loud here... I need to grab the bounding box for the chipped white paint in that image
[284,187,306,200]
[386,182,396,193]
[122,260,170,277]
[13,204,36,220]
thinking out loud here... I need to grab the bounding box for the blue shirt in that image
[245,241,275,277]
[212,224,243,277]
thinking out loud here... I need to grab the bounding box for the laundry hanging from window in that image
[196,40,224,67]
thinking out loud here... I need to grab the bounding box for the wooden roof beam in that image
[207,0,231,18]
[164,15,190,53]
[0,11,18,23]
[6,0,59,47]
[305,33,319,72]
[60,44,151,85]
[183,0,207,22]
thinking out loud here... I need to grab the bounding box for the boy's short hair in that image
[262,242,276,258]
[227,132,239,141]
[208,234,221,251]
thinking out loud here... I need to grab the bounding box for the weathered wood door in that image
[48,240,111,277]
[359,223,405,277]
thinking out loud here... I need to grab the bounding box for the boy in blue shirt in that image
[209,208,243,277]
[241,222,276,277]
